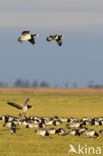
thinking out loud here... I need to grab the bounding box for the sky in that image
[0,0,103,87]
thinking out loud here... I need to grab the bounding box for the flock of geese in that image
[18,31,64,46]
[0,98,103,138]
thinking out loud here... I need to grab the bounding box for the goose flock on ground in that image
[0,98,103,139]
[18,31,64,46]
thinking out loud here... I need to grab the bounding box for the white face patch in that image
[36,34,40,37]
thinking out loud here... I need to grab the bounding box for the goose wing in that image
[22,31,30,35]
[56,38,62,46]
[24,98,30,106]
[28,38,35,44]
[7,102,23,109]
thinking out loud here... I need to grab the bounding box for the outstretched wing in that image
[56,38,62,46]
[7,102,23,109]
[28,38,35,44]
[22,31,30,35]
[24,98,30,106]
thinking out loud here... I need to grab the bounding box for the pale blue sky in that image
[0,0,103,87]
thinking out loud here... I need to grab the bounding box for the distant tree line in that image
[0,79,103,88]
[0,81,8,87]
[87,80,103,88]
[14,79,50,88]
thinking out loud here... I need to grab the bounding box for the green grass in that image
[0,88,103,156]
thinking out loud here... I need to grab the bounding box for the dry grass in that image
[0,87,103,95]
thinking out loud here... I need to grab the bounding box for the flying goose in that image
[46,34,64,46]
[7,98,33,117]
[18,31,40,45]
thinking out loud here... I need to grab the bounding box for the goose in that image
[80,117,91,122]
[67,121,82,128]
[7,98,33,117]
[15,119,22,126]
[26,123,34,128]
[39,122,46,128]
[92,117,103,121]
[56,128,65,135]
[9,128,16,134]
[0,115,13,122]
[78,127,88,135]
[3,121,16,128]
[31,117,41,124]
[46,34,64,46]
[26,121,40,128]
[82,120,91,126]
[60,117,68,122]
[91,120,100,126]
[82,129,100,138]
[69,129,80,136]
[47,128,57,135]
[53,119,62,126]
[45,119,54,126]
[67,118,79,123]
[0,115,9,122]
[18,31,40,45]
[97,117,103,121]
[35,129,49,137]
[99,120,103,125]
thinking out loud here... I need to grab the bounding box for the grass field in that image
[0,88,103,156]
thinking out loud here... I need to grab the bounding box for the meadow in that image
[0,88,103,156]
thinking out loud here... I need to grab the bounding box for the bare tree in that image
[73,82,78,88]
[87,80,95,88]
[32,80,38,88]
[39,81,50,87]
[14,79,30,87]
[0,81,8,87]
[65,82,69,88]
